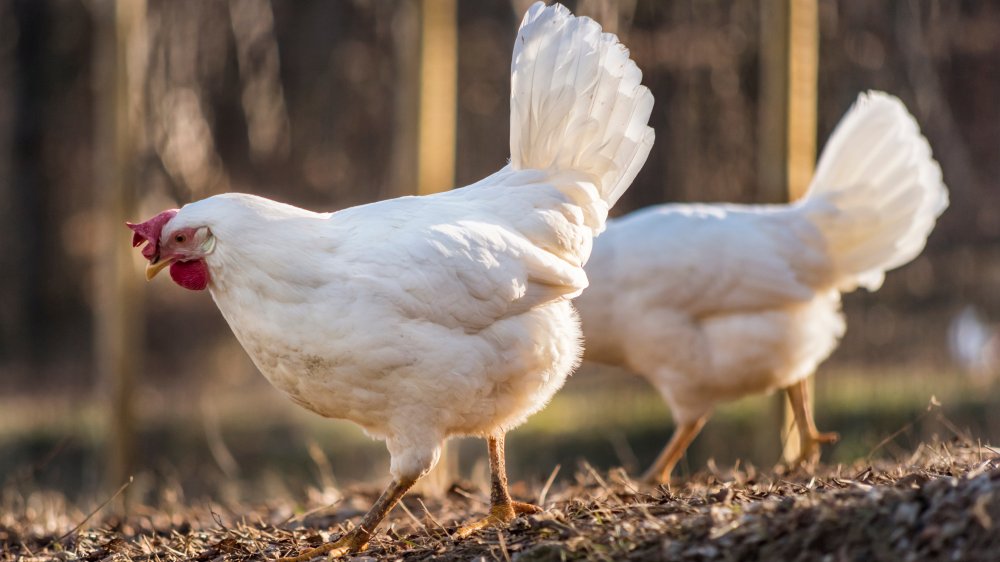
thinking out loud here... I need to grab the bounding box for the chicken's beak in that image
[145,258,173,281]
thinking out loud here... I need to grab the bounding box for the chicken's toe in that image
[277,530,366,562]
[512,501,543,515]
[455,500,541,538]
[815,431,840,444]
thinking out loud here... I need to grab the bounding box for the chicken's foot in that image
[641,415,709,485]
[785,378,839,467]
[455,433,542,538]
[277,475,416,561]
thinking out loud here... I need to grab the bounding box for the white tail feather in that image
[802,91,949,291]
[509,2,655,207]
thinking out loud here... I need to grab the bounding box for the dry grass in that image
[2,439,999,561]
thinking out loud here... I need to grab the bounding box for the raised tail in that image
[801,91,949,292]
[509,2,655,208]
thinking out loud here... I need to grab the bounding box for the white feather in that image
[803,91,949,291]
[576,91,948,427]
[510,2,655,209]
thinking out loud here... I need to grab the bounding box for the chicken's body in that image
[193,171,596,477]
[581,204,841,420]
[129,2,653,556]
[576,92,948,481]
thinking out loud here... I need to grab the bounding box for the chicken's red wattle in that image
[169,260,210,291]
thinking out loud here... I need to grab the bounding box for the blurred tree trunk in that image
[92,0,147,503]
[757,1,789,204]
[0,3,11,362]
[6,0,47,365]
[386,0,420,200]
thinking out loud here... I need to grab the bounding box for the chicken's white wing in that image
[588,204,832,318]
[329,168,597,333]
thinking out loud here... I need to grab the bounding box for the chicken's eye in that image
[175,234,186,243]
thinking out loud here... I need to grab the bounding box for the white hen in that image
[128,2,653,557]
[575,92,948,483]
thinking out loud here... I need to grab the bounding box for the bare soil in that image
[3,441,999,561]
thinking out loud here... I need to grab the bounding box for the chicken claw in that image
[455,434,543,538]
[786,379,839,467]
[512,501,544,515]
[277,475,416,562]
[641,415,709,485]
[276,531,364,562]
[455,500,542,538]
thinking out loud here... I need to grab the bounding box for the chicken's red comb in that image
[126,209,178,260]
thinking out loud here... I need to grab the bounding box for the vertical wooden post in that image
[93,0,146,503]
[786,0,818,202]
[759,0,818,463]
[784,0,818,463]
[416,0,457,195]
[413,0,459,497]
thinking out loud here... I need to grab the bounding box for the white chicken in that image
[127,2,653,558]
[949,306,1000,386]
[575,92,948,483]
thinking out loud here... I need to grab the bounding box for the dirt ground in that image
[2,440,999,561]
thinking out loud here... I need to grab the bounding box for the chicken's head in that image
[127,209,215,291]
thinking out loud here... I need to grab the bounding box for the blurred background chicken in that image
[949,306,1000,387]
[128,2,652,556]
[576,92,948,483]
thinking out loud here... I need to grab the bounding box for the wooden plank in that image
[417,0,457,195]
[787,0,818,202]
[782,0,819,463]
[413,0,459,497]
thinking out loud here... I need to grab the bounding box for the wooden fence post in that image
[93,0,146,506]
[413,0,459,497]
[417,0,457,196]
[760,0,819,462]
[786,0,819,463]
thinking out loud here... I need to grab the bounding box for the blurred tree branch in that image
[145,0,230,200]
[91,0,147,505]
[228,0,291,164]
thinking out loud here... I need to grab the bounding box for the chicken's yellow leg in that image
[277,476,416,562]
[641,415,709,484]
[455,433,541,538]
[785,378,839,466]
